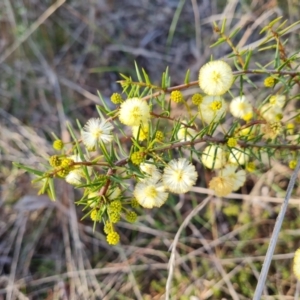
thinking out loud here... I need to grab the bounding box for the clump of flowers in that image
[17,18,300,250]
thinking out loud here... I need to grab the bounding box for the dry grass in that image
[1,0,300,299]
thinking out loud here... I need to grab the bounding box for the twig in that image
[165,196,211,300]
[0,0,66,64]
[253,158,300,299]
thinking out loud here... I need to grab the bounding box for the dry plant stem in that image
[128,69,300,102]
[253,158,300,300]
[165,196,211,300]
[0,0,66,64]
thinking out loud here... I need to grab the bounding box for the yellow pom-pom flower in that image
[110,93,123,104]
[125,211,138,223]
[106,231,120,245]
[293,248,300,280]
[246,162,256,173]
[289,160,297,170]
[119,98,150,126]
[170,90,184,103]
[53,140,64,150]
[155,130,164,141]
[108,200,122,213]
[198,60,233,96]
[286,123,295,135]
[191,93,203,105]
[131,150,146,165]
[104,221,113,234]
[109,211,121,223]
[49,155,61,167]
[131,198,139,208]
[90,210,101,221]
[264,77,275,88]
[227,137,237,148]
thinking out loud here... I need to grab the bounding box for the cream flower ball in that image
[119,98,150,126]
[140,159,162,182]
[230,96,253,121]
[82,118,113,148]
[269,95,286,108]
[177,125,198,141]
[199,60,233,96]
[201,145,226,169]
[220,165,246,191]
[209,175,234,197]
[209,164,246,197]
[228,147,249,165]
[134,178,168,208]
[198,95,227,124]
[260,103,283,122]
[162,158,198,194]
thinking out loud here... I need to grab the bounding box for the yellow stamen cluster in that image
[264,77,275,87]
[243,112,253,121]
[125,211,137,223]
[53,140,64,150]
[289,160,297,170]
[90,210,101,221]
[110,93,123,104]
[246,162,256,173]
[155,131,164,141]
[170,90,184,103]
[191,93,203,105]
[49,155,61,167]
[108,200,122,213]
[286,123,295,135]
[104,221,113,234]
[131,198,139,208]
[109,211,121,223]
[210,100,222,111]
[57,167,70,177]
[227,137,237,148]
[131,150,145,165]
[106,231,120,245]
[60,158,74,168]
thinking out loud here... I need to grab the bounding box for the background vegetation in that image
[1,0,300,299]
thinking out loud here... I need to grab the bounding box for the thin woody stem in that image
[117,69,300,102]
